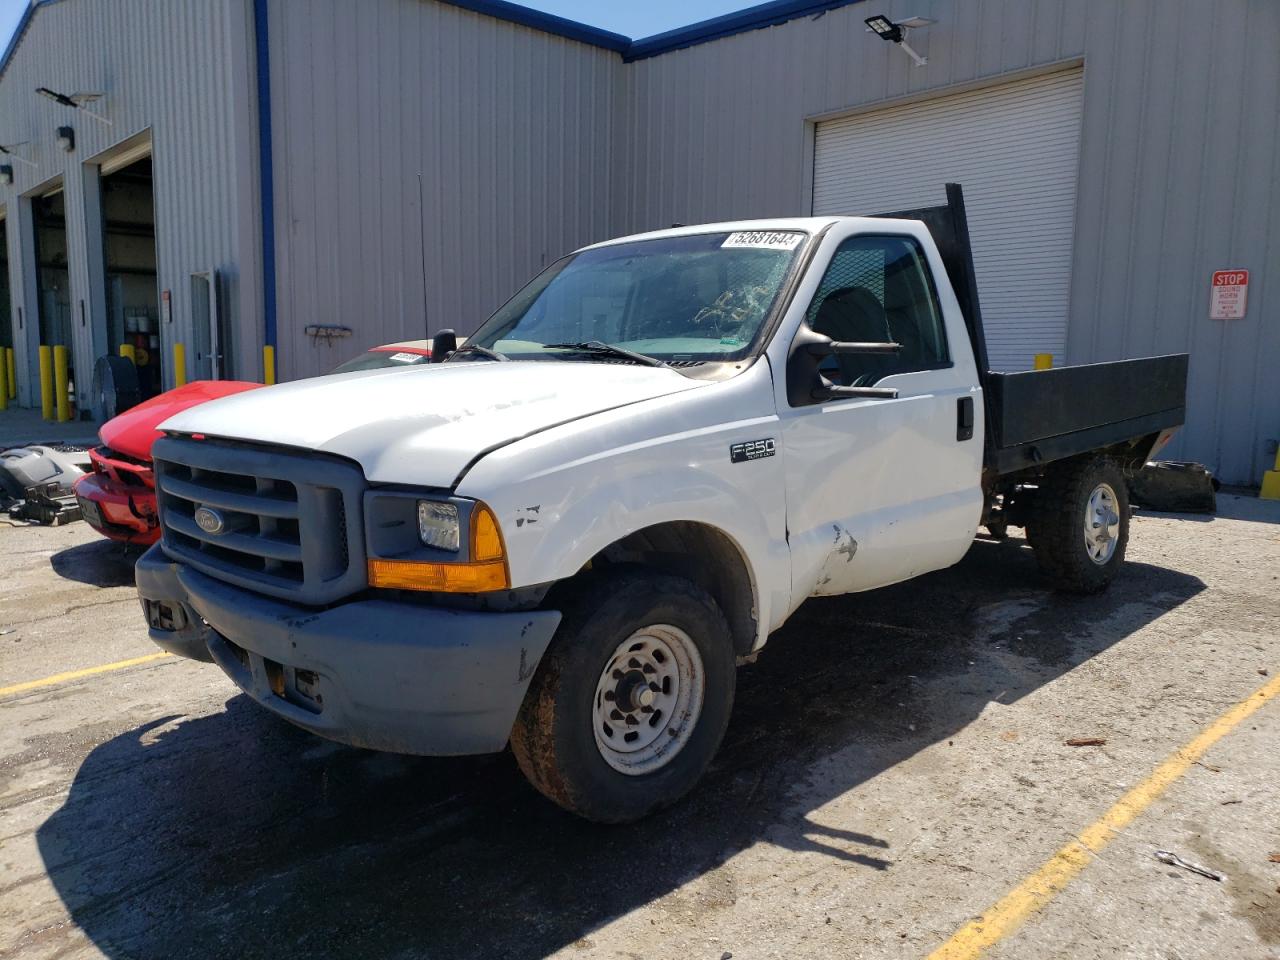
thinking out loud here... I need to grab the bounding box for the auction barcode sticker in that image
[722,231,804,250]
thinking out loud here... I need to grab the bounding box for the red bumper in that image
[73,447,160,545]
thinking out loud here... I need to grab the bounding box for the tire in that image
[511,567,736,823]
[1028,456,1130,594]
[89,355,142,422]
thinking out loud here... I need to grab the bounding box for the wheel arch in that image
[552,520,760,658]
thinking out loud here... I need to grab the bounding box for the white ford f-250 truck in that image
[137,185,1187,822]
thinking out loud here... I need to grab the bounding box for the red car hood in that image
[100,380,264,460]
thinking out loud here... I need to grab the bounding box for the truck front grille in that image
[153,436,366,604]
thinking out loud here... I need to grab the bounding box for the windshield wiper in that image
[447,343,508,362]
[542,341,667,368]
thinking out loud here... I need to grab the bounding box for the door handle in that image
[957,396,974,441]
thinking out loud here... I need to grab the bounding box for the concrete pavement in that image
[1,497,1278,960]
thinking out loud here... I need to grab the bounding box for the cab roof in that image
[580,216,924,251]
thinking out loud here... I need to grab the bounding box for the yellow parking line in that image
[0,651,171,699]
[928,671,1280,960]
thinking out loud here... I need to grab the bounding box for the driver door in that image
[776,227,983,598]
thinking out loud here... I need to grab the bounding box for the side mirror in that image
[785,325,902,406]
[431,329,457,362]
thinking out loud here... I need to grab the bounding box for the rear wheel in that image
[511,568,736,822]
[1027,456,1130,593]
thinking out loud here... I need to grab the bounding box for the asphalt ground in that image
[2,497,1278,960]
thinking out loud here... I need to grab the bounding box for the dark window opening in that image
[100,156,162,398]
[805,234,950,387]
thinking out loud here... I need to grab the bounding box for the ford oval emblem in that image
[194,506,226,535]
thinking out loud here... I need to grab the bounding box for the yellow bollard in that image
[1261,447,1280,501]
[53,345,71,422]
[173,342,187,387]
[119,343,136,364]
[263,344,276,385]
[1034,353,1053,370]
[5,347,14,399]
[39,345,54,420]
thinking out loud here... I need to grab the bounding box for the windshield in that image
[464,230,808,363]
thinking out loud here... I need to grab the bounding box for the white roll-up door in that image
[812,69,1084,371]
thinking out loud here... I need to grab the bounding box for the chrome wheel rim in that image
[592,624,704,776]
[1084,482,1121,565]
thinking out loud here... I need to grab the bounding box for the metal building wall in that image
[1063,0,1279,487]
[0,0,262,406]
[616,0,1280,484]
[267,0,620,380]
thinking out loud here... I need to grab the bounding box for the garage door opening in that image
[99,155,162,399]
[0,213,11,383]
[31,185,74,394]
[812,69,1084,372]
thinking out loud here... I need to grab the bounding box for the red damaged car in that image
[74,340,433,544]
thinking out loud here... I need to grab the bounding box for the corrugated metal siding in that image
[0,0,260,404]
[615,0,1087,234]
[268,0,620,380]
[812,70,1084,372]
[619,0,1280,483]
[1064,0,1280,485]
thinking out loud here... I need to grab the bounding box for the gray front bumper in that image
[136,545,562,756]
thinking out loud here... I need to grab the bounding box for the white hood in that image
[158,361,705,487]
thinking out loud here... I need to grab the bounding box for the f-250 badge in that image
[730,438,776,463]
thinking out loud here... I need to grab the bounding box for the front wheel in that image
[1027,455,1130,594]
[511,568,736,823]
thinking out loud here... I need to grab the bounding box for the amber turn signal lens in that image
[471,503,505,562]
[368,558,509,593]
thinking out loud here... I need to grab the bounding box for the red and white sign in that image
[1209,270,1249,320]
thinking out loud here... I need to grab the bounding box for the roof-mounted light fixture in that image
[865,14,934,67]
[0,142,38,169]
[35,86,112,126]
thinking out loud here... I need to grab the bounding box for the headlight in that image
[417,501,460,551]
[369,499,510,593]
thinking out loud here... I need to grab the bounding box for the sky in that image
[512,0,762,38]
[0,0,765,53]
[0,0,24,53]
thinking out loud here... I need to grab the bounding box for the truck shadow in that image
[35,536,1203,960]
[1135,492,1279,526]
[49,539,142,588]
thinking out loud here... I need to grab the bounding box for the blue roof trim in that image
[436,0,630,52]
[625,0,865,61]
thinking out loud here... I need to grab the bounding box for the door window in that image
[804,235,949,386]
